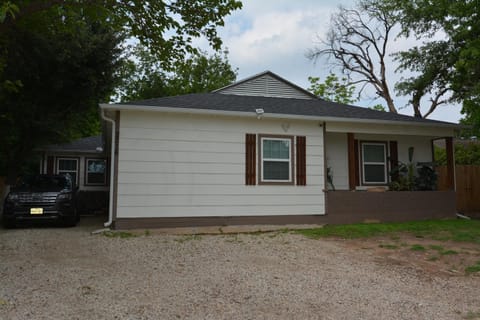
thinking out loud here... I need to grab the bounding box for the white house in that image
[100,71,457,229]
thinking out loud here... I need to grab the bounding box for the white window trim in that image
[361,142,387,185]
[85,158,107,186]
[56,157,79,186]
[260,137,293,183]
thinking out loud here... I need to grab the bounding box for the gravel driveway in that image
[1,218,479,320]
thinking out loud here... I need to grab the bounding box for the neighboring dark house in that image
[38,135,109,214]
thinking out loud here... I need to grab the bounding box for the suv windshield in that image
[20,175,72,191]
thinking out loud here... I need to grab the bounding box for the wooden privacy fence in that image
[437,165,480,215]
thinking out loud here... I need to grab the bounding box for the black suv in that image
[2,174,79,228]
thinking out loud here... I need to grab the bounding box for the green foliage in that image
[1,1,243,71]
[0,0,242,182]
[389,147,437,191]
[410,244,425,251]
[308,73,357,104]
[370,104,386,112]
[116,47,237,102]
[0,11,122,180]
[435,143,480,166]
[296,219,480,243]
[390,0,480,119]
[0,2,19,23]
[465,261,480,274]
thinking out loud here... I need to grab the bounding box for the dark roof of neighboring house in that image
[40,135,103,153]
[117,93,457,127]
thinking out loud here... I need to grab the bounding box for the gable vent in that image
[218,74,314,100]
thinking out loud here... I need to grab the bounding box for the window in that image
[86,159,107,185]
[57,158,78,186]
[361,142,387,185]
[259,135,294,184]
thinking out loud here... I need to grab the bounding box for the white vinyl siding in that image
[217,74,314,99]
[116,111,325,218]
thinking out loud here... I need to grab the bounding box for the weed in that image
[410,244,426,251]
[429,245,444,251]
[144,230,151,236]
[379,244,399,249]
[464,310,480,319]
[175,234,201,243]
[427,256,439,261]
[441,250,458,255]
[465,261,480,274]
[103,231,137,238]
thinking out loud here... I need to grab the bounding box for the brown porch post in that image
[445,137,455,190]
[347,133,357,190]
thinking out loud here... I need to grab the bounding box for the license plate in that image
[30,208,43,215]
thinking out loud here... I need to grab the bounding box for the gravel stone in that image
[1,220,479,319]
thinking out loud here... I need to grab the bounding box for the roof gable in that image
[214,71,316,100]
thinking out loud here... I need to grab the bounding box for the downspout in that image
[101,109,116,228]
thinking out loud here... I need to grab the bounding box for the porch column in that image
[347,133,358,190]
[445,137,455,190]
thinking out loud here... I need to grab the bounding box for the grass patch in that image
[296,219,480,244]
[465,261,480,274]
[102,231,137,238]
[410,244,426,251]
[427,255,439,261]
[174,234,201,243]
[429,245,444,251]
[464,311,480,319]
[441,249,458,255]
[379,244,399,249]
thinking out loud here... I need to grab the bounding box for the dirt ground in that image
[1,217,480,320]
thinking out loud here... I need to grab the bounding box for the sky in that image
[194,0,463,123]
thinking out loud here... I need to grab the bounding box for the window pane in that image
[263,161,289,180]
[61,172,77,186]
[363,144,385,162]
[263,139,290,159]
[58,159,77,170]
[364,164,385,183]
[88,160,106,174]
[87,159,106,184]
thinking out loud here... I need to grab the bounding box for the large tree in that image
[307,0,452,118]
[0,1,242,183]
[390,0,480,124]
[307,73,357,105]
[116,47,238,102]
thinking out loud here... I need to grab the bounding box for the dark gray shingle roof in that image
[119,93,457,126]
[41,135,103,153]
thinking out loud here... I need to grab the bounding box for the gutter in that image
[101,109,116,228]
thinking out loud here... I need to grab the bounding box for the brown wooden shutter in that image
[389,141,399,181]
[348,133,359,189]
[47,156,54,175]
[296,136,306,185]
[354,140,360,186]
[445,137,455,190]
[245,133,256,185]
